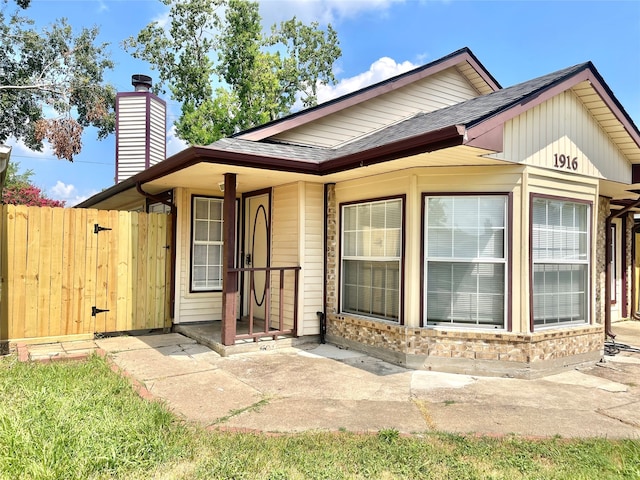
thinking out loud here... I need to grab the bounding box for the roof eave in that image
[236,48,500,142]
[77,126,466,208]
[465,64,640,150]
[319,125,465,175]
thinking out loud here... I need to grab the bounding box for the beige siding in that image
[270,184,300,329]
[494,90,631,183]
[173,187,225,323]
[273,68,480,148]
[300,183,324,335]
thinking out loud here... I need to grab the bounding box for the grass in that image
[0,354,639,480]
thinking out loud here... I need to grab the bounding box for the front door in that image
[243,191,271,322]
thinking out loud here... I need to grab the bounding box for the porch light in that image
[218,180,238,192]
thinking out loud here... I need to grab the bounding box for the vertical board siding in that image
[271,184,300,328]
[496,90,630,183]
[302,183,324,335]
[0,206,170,343]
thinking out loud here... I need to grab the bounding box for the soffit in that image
[138,145,501,194]
[572,81,640,163]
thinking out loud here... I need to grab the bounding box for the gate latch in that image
[94,224,112,234]
[92,306,110,316]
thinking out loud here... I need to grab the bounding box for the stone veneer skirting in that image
[327,314,604,378]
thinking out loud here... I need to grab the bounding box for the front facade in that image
[79,48,640,377]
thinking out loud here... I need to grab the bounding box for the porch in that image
[176,262,314,356]
[174,319,318,356]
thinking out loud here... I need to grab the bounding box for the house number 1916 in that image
[554,154,578,171]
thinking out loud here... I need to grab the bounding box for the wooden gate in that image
[0,205,172,344]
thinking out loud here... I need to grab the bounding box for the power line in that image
[10,154,112,165]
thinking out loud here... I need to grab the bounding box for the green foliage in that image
[125,0,341,145]
[378,428,400,443]
[3,160,34,188]
[0,0,116,160]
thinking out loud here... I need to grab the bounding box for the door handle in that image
[245,253,252,265]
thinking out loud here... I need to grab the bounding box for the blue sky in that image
[7,0,640,205]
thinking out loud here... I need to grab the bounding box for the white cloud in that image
[8,136,54,160]
[166,125,189,157]
[317,56,418,104]
[259,0,405,25]
[96,0,108,13]
[48,181,98,205]
[50,181,75,199]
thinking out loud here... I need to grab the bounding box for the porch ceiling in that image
[142,145,502,194]
[80,144,503,210]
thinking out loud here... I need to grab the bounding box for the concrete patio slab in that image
[110,346,217,382]
[423,402,640,438]
[599,401,640,428]
[20,330,640,438]
[96,333,195,353]
[217,352,412,402]
[223,398,429,434]
[543,370,629,392]
[146,369,263,426]
[297,344,366,360]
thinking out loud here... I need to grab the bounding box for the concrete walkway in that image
[19,322,640,438]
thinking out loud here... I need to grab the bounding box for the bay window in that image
[341,198,403,322]
[532,197,589,327]
[424,195,508,328]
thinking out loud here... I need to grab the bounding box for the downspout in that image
[136,183,177,320]
[633,221,640,320]
[317,183,331,344]
[605,197,640,339]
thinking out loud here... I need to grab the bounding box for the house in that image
[77,47,640,377]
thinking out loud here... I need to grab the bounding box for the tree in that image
[124,0,341,145]
[1,161,65,207]
[0,0,116,161]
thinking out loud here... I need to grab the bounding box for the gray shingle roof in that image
[208,63,590,162]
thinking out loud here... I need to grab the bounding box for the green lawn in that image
[0,354,638,479]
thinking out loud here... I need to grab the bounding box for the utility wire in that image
[10,154,112,165]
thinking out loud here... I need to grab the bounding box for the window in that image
[532,197,589,327]
[424,195,507,328]
[191,196,224,291]
[341,198,403,321]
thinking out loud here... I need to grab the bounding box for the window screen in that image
[191,197,224,291]
[532,197,589,327]
[341,198,402,321]
[424,195,507,327]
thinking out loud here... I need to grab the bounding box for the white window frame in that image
[531,196,590,329]
[340,197,403,322]
[423,194,509,329]
[191,196,224,292]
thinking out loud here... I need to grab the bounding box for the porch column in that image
[221,173,237,345]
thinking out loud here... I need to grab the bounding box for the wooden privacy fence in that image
[0,205,171,344]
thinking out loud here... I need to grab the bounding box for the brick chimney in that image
[115,75,166,183]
